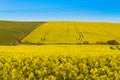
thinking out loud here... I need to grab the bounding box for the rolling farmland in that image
[21,22,120,44]
[0,21,120,80]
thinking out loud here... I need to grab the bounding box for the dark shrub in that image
[107,40,119,45]
[83,41,89,44]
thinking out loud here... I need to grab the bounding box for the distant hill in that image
[21,21,120,45]
[0,20,44,45]
[0,21,120,45]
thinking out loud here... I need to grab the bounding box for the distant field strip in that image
[0,45,118,54]
[21,22,120,44]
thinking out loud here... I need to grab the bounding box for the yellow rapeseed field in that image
[21,22,120,44]
[0,45,120,80]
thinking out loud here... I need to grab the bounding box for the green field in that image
[21,21,120,45]
[0,20,44,45]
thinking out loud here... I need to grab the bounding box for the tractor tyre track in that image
[74,23,83,42]
[40,29,51,42]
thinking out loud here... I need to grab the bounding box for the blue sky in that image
[0,0,120,22]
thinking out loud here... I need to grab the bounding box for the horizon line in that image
[0,20,120,23]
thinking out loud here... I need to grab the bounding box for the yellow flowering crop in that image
[0,45,120,80]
